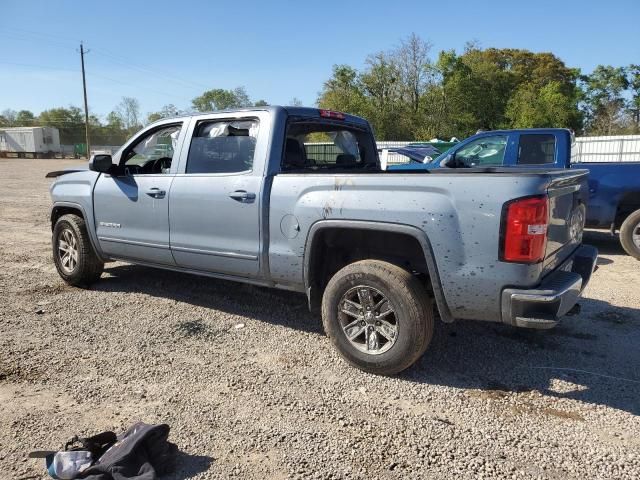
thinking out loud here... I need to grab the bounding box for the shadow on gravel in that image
[94,230,638,416]
[583,229,626,256]
[168,451,214,480]
[407,294,640,416]
[95,264,323,335]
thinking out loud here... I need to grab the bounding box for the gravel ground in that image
[1,158,639,480]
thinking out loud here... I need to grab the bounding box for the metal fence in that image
[573,136,640,163]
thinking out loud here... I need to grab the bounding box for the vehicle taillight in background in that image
[501,196,549,263]
[319,109,345,120]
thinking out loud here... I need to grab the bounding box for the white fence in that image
[573,135,640,163]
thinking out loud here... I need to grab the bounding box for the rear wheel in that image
[52,214,104,286]
[620,209,640,260]
[321,260,434,375]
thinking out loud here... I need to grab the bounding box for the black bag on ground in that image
[78,422,177,480]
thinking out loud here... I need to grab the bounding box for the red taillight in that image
[502,196,549,263]
[319,109,345,120]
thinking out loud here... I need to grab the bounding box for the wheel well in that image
[51,206,84,230]
[615,191,640,228]
[307,227,431,310]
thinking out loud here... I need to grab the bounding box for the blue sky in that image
[1,0,638,121]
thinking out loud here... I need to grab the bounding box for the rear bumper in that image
[501,245,598,329]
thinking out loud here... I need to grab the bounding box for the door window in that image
[186,119,259,174]
[122,124,182,174]
[454,135,507,167]
[517,134,556,164]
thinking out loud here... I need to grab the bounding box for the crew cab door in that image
[168,112,270,278]
[93,121,187,264]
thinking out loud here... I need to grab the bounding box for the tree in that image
[580,65,629,134]
[191,87,251,111]
[15,110,36,126]
[317,65,367,116]
[253,99,269,107]
[506,81,580,128]
[627,64,640,127]
[39,106,85,143]
[146,104,180,124]
[396,33,433,114]
[115,96,142,133]
[1,109,17,126]
[288,97,303,107]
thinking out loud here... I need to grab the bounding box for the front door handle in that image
[145,187,166,199]
[229,190,256,203]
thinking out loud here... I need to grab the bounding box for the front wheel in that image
[321,260,434,375]
[52,214,104,287]
[620,209,640,260]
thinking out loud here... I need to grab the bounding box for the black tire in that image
[52,214,104,287]
[620,209,640,260]
[321,260,434,375]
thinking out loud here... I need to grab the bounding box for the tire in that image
[321,259,434,375]
[619,209,640,260]
[52,214,104,287]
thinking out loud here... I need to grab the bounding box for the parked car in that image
[47,108,597,374]
[389,128,640,259]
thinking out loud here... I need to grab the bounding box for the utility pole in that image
[79,42,91,158]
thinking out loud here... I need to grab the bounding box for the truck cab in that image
[425,128,572,169]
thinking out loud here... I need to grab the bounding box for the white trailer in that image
[0,126,61,158]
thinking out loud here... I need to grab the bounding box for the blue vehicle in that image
[389,128,640,259]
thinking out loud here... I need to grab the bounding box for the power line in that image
[90,48,210,91]
[1,27,211,93]
[0,61,194,106]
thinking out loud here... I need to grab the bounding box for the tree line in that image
[1,34,638,144]
[317,35,640,140]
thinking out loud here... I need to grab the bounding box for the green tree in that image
[581,65,629,134]
[39,106,85,143]
[627,64,640,127]
[253,99,269,107]
[192,87,251,111]
[506,81,580,128]
[317,65,367,116]
[15,110,36,126]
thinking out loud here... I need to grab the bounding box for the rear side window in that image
[517,134,555,164]
[186,119,258,174]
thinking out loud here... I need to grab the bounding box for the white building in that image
[0,126,61,157]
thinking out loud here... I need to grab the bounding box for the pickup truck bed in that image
[391,128,640,259]
[48,107,597,374]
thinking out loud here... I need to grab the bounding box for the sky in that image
[1,0,639,122]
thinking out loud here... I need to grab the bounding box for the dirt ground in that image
[1,158,639,479]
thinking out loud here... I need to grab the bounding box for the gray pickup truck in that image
[48,106,597,374]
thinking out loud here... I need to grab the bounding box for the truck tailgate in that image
[543,169,590,274]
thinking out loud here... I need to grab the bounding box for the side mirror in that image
[89,154,113,173]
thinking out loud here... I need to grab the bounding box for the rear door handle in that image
[229,190,256,203]
[145,187,166,199]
